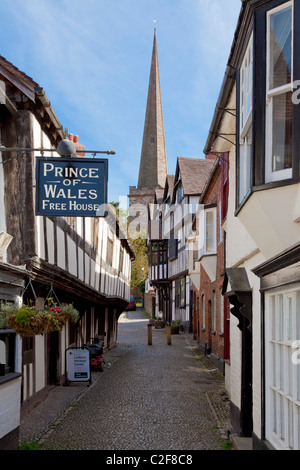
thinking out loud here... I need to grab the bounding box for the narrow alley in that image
[19,309,231,451]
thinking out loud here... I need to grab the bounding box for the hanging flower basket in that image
[42,299,80,332]
[6,298,80,338]
[7,304,52,337]
[60,303,80,324]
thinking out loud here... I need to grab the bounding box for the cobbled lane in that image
[20,309,230,450]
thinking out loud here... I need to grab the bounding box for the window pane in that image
[240,35,253,132]
[205,211,214,252]
[269,6,292,90]
[272,91,293,172]
[239,126,252,203]
[296,292,300,340]
[180,278,185,306]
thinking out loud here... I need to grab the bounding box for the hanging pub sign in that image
[35,157,108,217]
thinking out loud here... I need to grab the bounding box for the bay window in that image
[265,2,293,183]
[236,0,300,210]
[198,205,217,258]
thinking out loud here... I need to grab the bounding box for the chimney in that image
[67,133,85,158]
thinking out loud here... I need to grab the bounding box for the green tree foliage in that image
[129,234,149,290]
[108,202,148,292]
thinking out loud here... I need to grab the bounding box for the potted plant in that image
[154,313,166,329]
[171,319,180,334]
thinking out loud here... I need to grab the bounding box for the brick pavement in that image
[19,309,231,450]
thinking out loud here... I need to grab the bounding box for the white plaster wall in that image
[36,216,45,260]
[223,138,300,441]
[90,259,96,289]
[78,248,84,281]
[238,183,300,260]
[224,361,231,399]
[67,236,77,277]
[223,148,258,267]
[248,261,264,439]
[0,377,22,440]
[100,267,105,293]
[77,217,83,238]
[57,227,65,270]
[229,315,242,409]
[46,218,55,264]
[35,335,46,393]
[85,253,90,284]
[23,363,33,400]
[60,324,67,377]
[95,271,100,292]
[85,217,92,246]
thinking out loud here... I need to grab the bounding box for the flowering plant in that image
[44,298,66,332]
[5,297,80,337]
[8,302,49,337]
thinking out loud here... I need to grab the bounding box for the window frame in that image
[235,0,300,214]
[175,277,186,309]
[265,1,294,183]
[265,283,300,450]
[198,205,217,259]
[168,211,178,261]
[240,33,253,139]
[237,32,253,207]
[0,330,20,383]
[177,183,183,203]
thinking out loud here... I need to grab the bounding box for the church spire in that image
[137,28,168,189]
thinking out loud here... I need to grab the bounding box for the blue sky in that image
[0,0,241,203]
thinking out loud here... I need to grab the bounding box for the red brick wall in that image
[193,164,226,361]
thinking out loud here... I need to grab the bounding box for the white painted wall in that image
[0,377,22,441]
[35,335,46,393]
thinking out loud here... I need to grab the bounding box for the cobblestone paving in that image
[20,309,231,450]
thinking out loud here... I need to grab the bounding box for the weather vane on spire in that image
[154,19,157,33]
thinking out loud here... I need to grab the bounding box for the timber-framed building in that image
[0,55,134,449]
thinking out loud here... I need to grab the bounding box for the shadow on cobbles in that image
[19,310,231,450]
